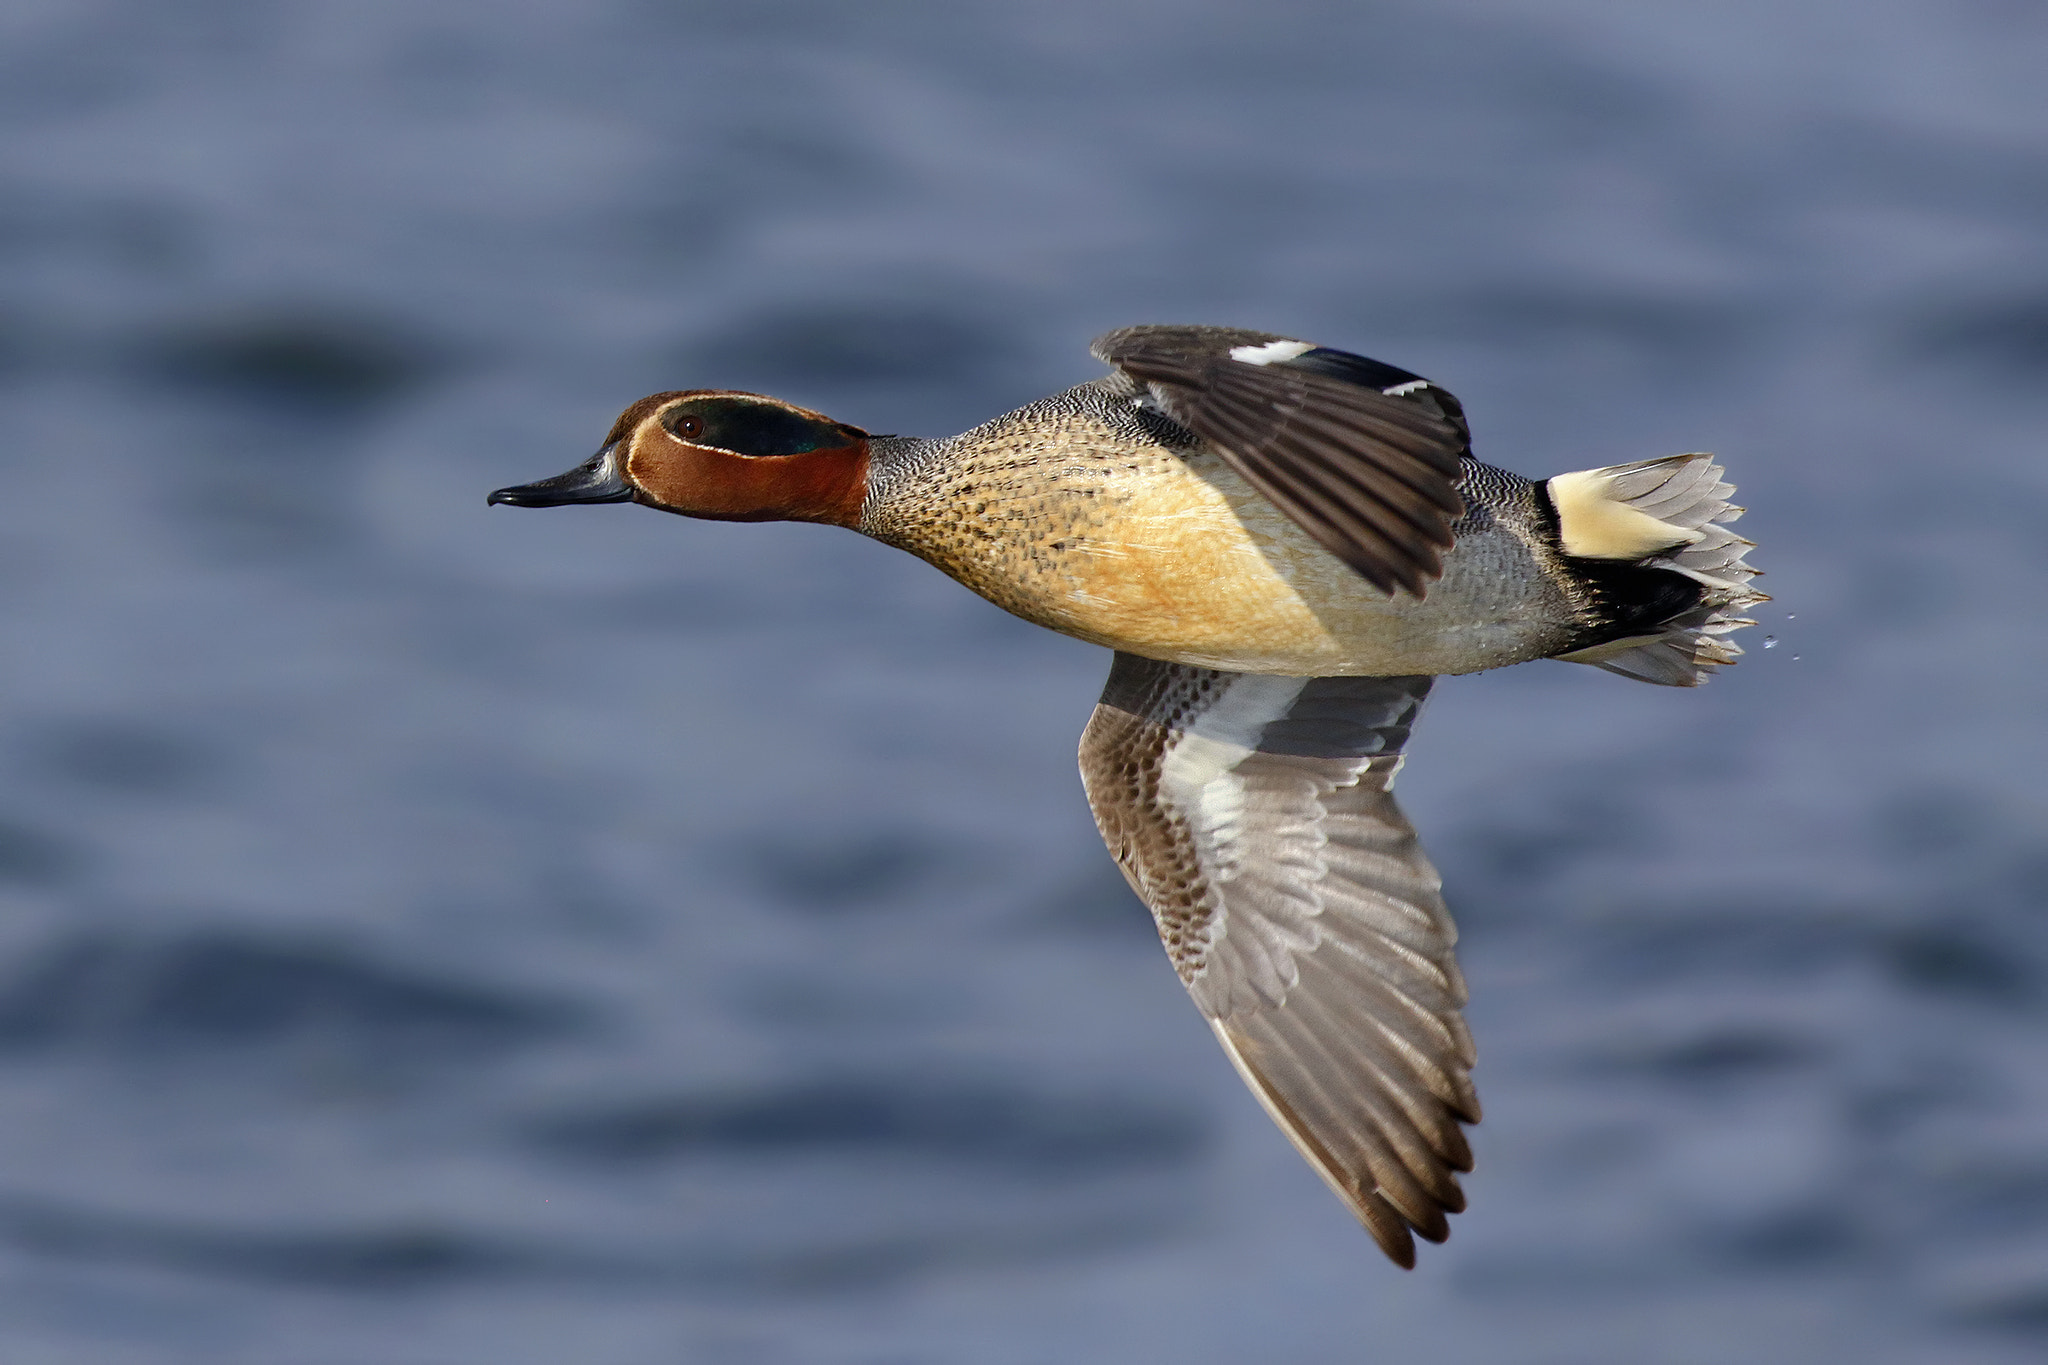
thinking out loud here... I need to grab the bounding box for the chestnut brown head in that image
[489,390,870,527]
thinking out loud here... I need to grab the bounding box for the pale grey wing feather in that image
[1079,653,1474,1268]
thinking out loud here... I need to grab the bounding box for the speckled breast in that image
[860,383,1581,677]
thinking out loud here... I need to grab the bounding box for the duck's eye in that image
[661,397,860,457]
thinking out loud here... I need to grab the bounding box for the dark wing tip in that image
[1330,537,1444,601]
[1358,1191,1420,1268]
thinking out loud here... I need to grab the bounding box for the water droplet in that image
[1763,635,1778,648]
[1785,613,1796,620]
[1792,654,1801,661]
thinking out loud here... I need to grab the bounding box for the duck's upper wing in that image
[1078,652,1476,1267]
[1091,325,1470,598]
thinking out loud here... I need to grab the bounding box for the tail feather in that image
[1551,453,1765,687]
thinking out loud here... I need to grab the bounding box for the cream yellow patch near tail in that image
[1548,465,1706,560]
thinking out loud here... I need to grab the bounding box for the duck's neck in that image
[855,435,952,537]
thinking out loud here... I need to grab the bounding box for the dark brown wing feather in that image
[1078,653,1476,1267]
[1092,326,1467,598]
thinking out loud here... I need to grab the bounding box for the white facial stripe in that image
[1228,340,1314,366]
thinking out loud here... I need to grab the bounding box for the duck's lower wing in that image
[1078,653,1477,1267]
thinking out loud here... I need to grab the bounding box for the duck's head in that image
[488,390,870,526]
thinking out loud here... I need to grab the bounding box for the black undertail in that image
[1562,556,1706,645]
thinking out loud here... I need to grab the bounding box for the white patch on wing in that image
[1158,676,1307,893]
[1383,379,1429,396]
[1228,339,1314,366]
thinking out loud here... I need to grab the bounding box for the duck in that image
[488,324,1764,1267]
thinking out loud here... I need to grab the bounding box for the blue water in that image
[1,1,2045,1360]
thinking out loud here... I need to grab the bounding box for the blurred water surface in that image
[1,1,2046,1361]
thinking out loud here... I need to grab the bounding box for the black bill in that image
[487,446,632,507]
